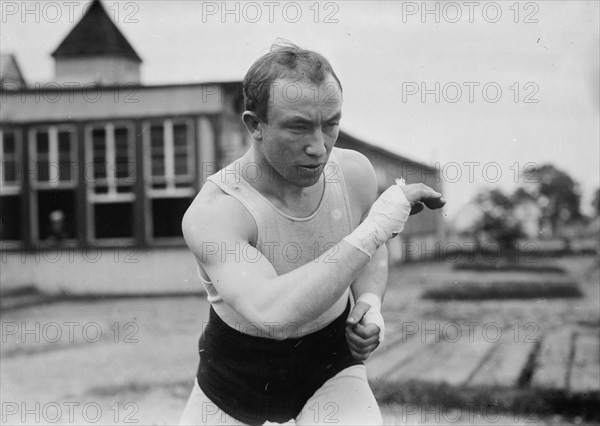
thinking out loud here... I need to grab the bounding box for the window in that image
[0,128,22,241]
[85,122,135,240]
[143,118,194,240]
[29,126,78,242]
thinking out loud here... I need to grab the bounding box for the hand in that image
[345,301,381,361]
[344,181,445,256]
[399,183,446,215]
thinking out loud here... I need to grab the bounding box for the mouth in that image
[298,164,323,171]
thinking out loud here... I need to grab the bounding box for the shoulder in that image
[332,147,378,216]
[182,180,256,260]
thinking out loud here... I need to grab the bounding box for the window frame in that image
[27,125,79,246]
[143,118,195,198]
[0,127,24,245]
[28,125,78,190]
[84,121,136,244]
[0,127,23,195]
[142,117,195,244]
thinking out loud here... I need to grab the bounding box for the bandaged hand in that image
[344,179,445,257]
[346,293,385,361]
[355,292,385,342]
[343,179,410,257]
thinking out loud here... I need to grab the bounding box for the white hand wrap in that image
[357,292,385,343]
[343,178,411,257]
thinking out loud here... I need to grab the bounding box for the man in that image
[180,42,445,425]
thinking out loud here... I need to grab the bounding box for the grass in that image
[373,380,600,422]
[421,280,583,300]
[453,262,566,274]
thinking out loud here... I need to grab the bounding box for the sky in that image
[1,0,599,218]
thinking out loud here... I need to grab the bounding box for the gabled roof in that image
[51,0,141,62]
[0,54,26,88]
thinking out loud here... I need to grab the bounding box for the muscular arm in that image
[183,193,371,331]
[342,149,388,305]
[183,149,443,333]
[350,244,388,305]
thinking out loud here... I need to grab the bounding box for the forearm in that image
[351,244,388,303]
[244,183,411,326]
[248,240,371,326]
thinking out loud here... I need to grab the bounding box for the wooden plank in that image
[394,333,494,386]
[371,322,494,387]
[368,319,449,382]
[531,328,573,390]
[569,332,600,393]
[432,335,495,386]
[468,332,536,388]
[366,334,431,383]
[385,338,446,383]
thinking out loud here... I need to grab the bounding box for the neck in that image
[244,147,323,207]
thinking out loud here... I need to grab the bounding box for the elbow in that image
[241,300,297,336]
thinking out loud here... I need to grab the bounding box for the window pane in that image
[92,128,106,179]
[37,160,49,181]
[36,132,49,155]
[114,127,131,179]
[58,162,72,181]
[174,157,188,177]
[2,132,19,184]
[116,185,133,194]
[37,190,76,240]
[58,131,71,154]
[58,131,73,182]
[0,195,22,240]
[3,161,18,183]
[94,202,133,239]
[150,125,164,177]
[151,197,192,238]
[173,124,188,176]
[3,132,15,154]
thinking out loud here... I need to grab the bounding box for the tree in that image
[527,164,582,235]
[473,188,525,251]
[592,188,600,217]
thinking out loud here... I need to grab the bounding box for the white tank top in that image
[199,151,354,336]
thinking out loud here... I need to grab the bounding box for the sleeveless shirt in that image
[199,151,354,335]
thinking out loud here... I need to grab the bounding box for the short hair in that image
[242,40,343,123]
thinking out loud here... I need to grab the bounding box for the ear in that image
[242,111,263,141]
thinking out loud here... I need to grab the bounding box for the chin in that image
[287,166,320,184]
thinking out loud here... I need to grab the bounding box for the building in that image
[0,0,442,293]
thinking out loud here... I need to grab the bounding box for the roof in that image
[0,54,26,88]
[51,0,142,62]
[337,129,436,171]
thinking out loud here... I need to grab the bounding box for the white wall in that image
[55,57,140,85]
[0,246,203,295]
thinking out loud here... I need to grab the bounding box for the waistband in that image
[201,300,351,353]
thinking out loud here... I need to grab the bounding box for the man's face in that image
[258,74,343,187]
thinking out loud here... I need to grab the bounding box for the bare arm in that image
[350,244,388,308]
[183,152,444,332]
[346,245,389,360]
[183,191,371,331]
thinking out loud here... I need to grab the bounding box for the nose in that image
[305,130,327,158]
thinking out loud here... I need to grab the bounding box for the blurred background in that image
[1,1,598,424]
